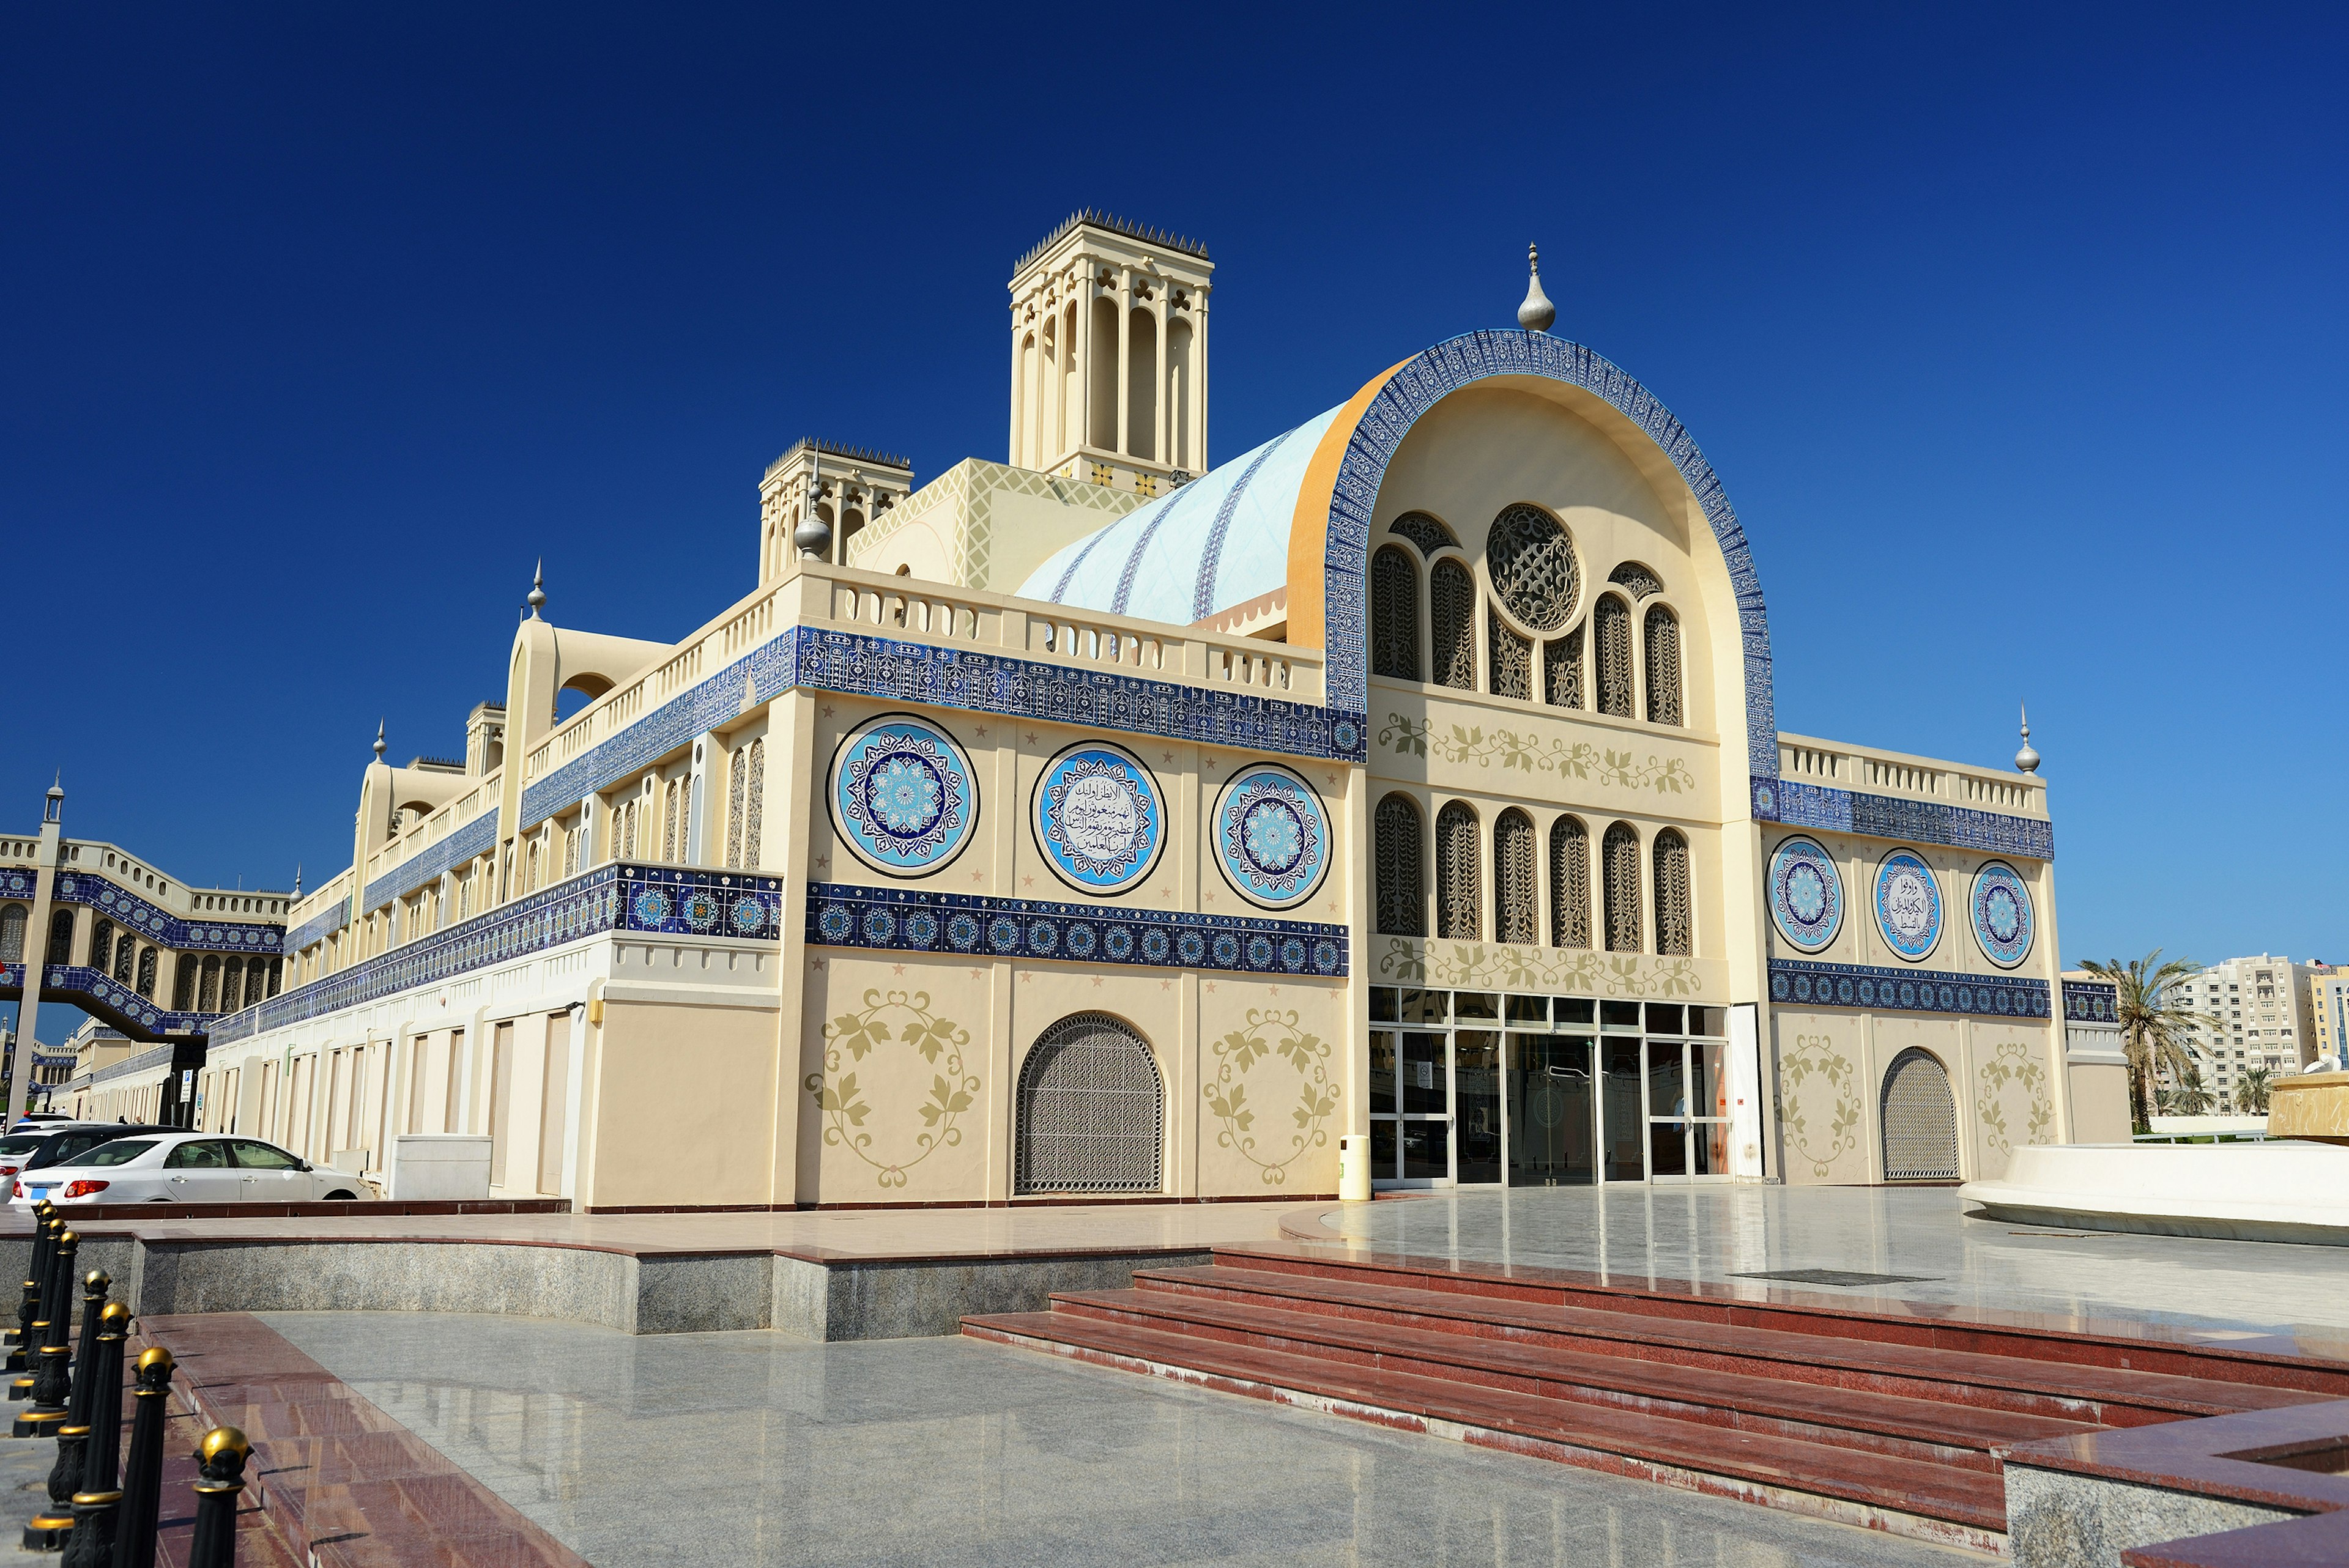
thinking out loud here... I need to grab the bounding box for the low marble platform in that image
[1959,1141,2349,1246]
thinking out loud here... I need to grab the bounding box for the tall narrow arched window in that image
[48,910,73,965]
[0,904,24,963]
[1603,823,1642,953]
[89,918,114,975]
[113,929,135,983]
[1594,595,1634,717]
[727,738,766,869]
[1545,626,1583,709]
[1436,802,1481,940]
[265,957,283,999]
[1644,605,1683,726]
[1550,816,1591,949]
[136,946,157,999]
[1430,560,1477,690]
[1494,810,1536,945]
[1375,794,1425,937]
[1653,829,1692,956]
[1370,546,1421,682]
[172,956,195,1011]
[1488,611,1532,700]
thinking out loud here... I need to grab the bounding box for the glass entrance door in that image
[1647,1037,1732,1179]
[1505,1034,1594,1186]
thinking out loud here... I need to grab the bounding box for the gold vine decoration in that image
[1376,715,1695,795]
[1204,1008,1337,1185]
[806,989,979,1189]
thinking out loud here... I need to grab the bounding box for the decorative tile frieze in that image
[1762,778,2055,861]
[1768,957,2050,1019]
[807,881,1349,979]
[92,1043,179,1084]
[0,867,283,953]
[284,895,352,954]
[2061,979,2119,1024]
[209,862,784,1047]
[0,963,213,1037]
[363,810,500,914]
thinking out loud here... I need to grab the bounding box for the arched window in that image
[1594,595,1634,718]
[113,929,135,983]
[1494,810,1536,945]
[727,738,766,869]
[265,957,282,999]
[1644,605,1683,726]
[172,957,195,1011]
[1602,823,1642,953]
[0,904,23,963]
[135,947,157,999]
[1550,816,1591,949]
[47,910,73,966]
[1487,611,1531,700]
[1015,1013,1163,1194]
[1374,794,1425,937]
[1436,801,1481,940]
[1370,545,1421,682]
[1545,626,1583,709]
[89,918,114,975]
[1882,1049,1959,1180]
[661,777,692,863]
[1653,829,1692,956]
[1430,560,1477,690]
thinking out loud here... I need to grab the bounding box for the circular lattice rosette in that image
[1211,763,1330,911]
[1767,835,1842,953]
[1971,861,2035,969]
[828,714,978,878]
[1873,850,1942,963]
[1032,742,1165,895]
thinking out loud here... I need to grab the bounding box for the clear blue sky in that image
[4,5,2344,1043]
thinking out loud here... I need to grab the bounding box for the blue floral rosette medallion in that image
[1033,742,1164,895]
[1971,860,2034,969]
[1873,849,1942,962]
[1211,763,1328,911]
[1766,835,1842,952]
[829,714,977,878]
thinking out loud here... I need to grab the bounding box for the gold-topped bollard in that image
[56,1303,128,1568]
[46,1270,113,1519]
[15,1227,75,1435]
[10,1213,61,1394]
[185,1427,250,1568]
[110,1347,173,1568]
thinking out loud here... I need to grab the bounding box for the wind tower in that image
[757,439,915,583]
[1008,212,1212,497]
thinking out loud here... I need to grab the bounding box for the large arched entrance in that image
[1880,1048,1959,1181]
[1014,1013,1163,1195]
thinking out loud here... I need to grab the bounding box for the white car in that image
[9,1133,371,1207]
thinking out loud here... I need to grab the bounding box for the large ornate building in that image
[80,212,2124,1207]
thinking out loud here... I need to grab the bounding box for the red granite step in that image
[965,1306,2006,1550]
[1135,1263,2321,1426]
[1050,1282,2091,1471]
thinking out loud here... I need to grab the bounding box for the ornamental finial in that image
[1517,243,1556,333]
[373,722,387,763]
[2014,703,2040,774]
[527,560,547,618]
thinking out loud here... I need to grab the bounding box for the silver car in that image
[9,1133,372,1206]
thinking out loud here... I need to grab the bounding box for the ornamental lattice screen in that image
[1371,546,1420,681]
[1014,1013,1164,1194]
[1881,1049,1960,1180]
[1375,794,1425,937]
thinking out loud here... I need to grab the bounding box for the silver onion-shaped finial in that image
[1518,243,1556,333]
[372,721,388,763]
[2014,703,2040,774]
[527,560,547,618]
[795,506,833,561]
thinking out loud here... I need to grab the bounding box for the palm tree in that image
[2236,1065,2273,1116]
[2077,949,2217,1134]
[2167,1061,2215,1117]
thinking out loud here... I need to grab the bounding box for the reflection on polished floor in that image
[1308,1184,2349,1336]
[262,1311,1975,1568]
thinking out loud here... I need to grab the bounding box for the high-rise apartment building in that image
[2164,954,2322,1106]
[2309,967,2349,1070]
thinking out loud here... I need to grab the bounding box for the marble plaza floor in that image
[263,1309,1981,1567]
[1307,1184,2349,1338]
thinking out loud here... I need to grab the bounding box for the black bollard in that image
[184,1428,249,1568]
[12,1213,60,1391]
[17,1227,76,1435]
[108,1347,171,1568]
[48,1270,114,1514]
[58,1304,128,1568]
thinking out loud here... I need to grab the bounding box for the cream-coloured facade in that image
[163,214,2120,1208]
[2312,967,2349,1071]
[2161,954,2321,1106]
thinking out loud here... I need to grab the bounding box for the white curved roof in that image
[1016,406,1341,626]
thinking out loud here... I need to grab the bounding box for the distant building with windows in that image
[2309,966,2349,1071]
[2161,954,2323,1106]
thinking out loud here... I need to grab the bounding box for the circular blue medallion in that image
[1873,851,1942,963]
[1972,860,2034,969]
[1766,836,1842,953]
[1032,742,1164,895]
[829,714,978,878]
[730,895,768,935]
[1211,763,1329,911]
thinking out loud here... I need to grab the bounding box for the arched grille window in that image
[1015,1013,1163,1194]
[136,947,157,999]
[1430,560,1477,690]
[47,910,73,965]
[1550,816,1591,948]
[1375,794,1425,936]
[172,957,195,1011]
[661,777,692,863]
[265,957,282,999]
[1494,810,1536,945]
[1544,626,1583,709]
[1644,605,1683,726]
[1370,546,1421,682]
[1436,802,1481,940]
[1882,1049,1960,1180]
[1653,829,1692,956]
[727,738,766,868]
[0,904,23,963]
[1602,823,1642,953]
[1595,595,1634,717]
[89,918,114,975]
[113,928,135,983]
[1488,612,1531,700]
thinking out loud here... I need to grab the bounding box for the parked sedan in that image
[9,1134,371,1206]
